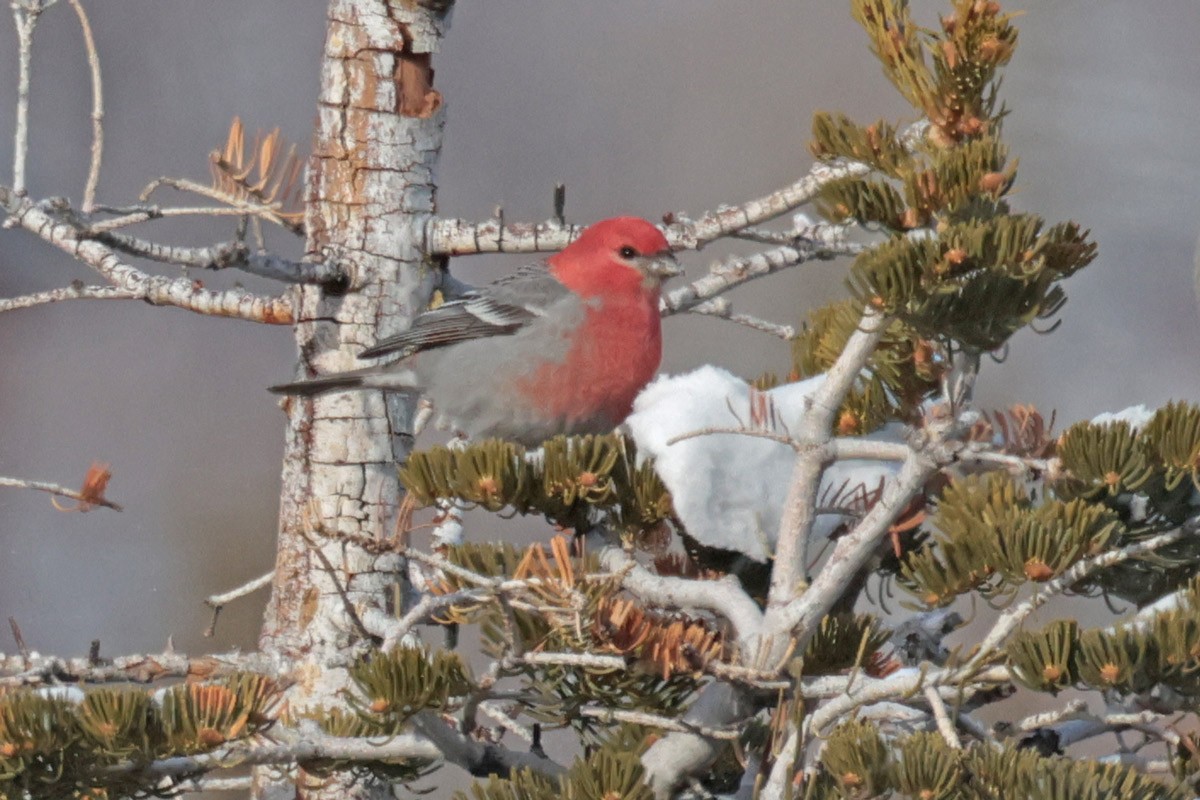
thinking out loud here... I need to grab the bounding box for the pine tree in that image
[0,2,1195,799]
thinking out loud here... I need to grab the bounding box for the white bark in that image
[254,2,450,798]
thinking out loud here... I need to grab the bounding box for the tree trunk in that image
[255,2,449,797]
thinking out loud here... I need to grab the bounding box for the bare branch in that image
[172,775,253,794]
[579,706,742,740]
[139,176,303,234]
[0,649,277,687]
[659,239,851,318]
[769,451,938,644]
[806,665,1012,735]
[924,685,962,749]
[424,160,870,255]
[98,231,345,285]
[67,0,103,212]
[87,205,270,234]
[239,252,347,286]
[0,473,121,511]
[111,734,443,781]
[10,1,47,196]
[204,571,273,637]
[0,283,140,314]
[759,722,800,800]
[97,231,249,268]
[687,297,796,340]
[766,307,890,609]
[0,188,294,323]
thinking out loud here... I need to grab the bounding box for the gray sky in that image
[1,1,1199,673]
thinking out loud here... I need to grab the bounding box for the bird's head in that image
[552,216,681,294]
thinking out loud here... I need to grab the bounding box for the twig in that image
[759,722,800,800]
[0,186,294,324]
[97,231,248,268]
[108,734,443,780]
[579,706,741,740]
[11,1,45,196]
[424,159,870,255]
[0,648,274,686]
[0,284,140,314]
[967,525,1192,669]
[87,205,272,234]
[659,241,850,317]
[139,176,303,234]
[806,665,1012,734]
[688,297,796,340]
[8,618,29,660]
[0,474,121,511]
[239,252,346,285]
[924,686,962,749]
[67,0,102,212]
[1015,698,1088,732]
[518,651,626,670]
[204,571,273,637]
[97,231,345,285]
[770,452,937,644]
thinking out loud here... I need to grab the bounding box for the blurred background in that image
[0,0,1197,744]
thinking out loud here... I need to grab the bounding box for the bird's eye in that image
[618,245,638,259]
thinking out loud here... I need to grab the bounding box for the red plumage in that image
[270,216,679,446]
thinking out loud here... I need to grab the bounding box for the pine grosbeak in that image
[269,217,679,445]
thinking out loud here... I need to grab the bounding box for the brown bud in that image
[979,171,1007,195]
[1023,558,1054,582]
[942,41,959,69]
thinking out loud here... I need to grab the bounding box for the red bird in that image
[270,217,679,446]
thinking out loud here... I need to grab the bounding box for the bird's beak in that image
[644,251,682,280]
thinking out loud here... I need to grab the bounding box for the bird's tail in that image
[267,366,418,397]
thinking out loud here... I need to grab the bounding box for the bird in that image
[269,216,680,446]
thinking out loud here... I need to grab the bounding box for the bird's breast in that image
[517,292,663,431]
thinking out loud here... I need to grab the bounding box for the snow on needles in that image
[626,366,902,562]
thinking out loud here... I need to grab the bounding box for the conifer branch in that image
[0,649,277,687]
[600,547,763,653]
[968,523,1195,669]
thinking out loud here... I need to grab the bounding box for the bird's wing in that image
[358,262,570,359]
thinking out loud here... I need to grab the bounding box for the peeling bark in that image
[254,2,451,798]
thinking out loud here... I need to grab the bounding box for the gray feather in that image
[358,263,568,360]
